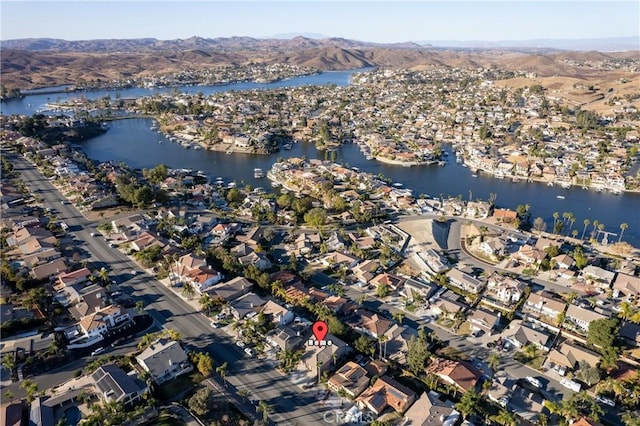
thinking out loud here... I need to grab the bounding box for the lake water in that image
[3,70,639,245]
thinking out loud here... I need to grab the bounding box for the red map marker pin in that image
[312,321,328,342]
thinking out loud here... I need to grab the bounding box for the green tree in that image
[375,283,390,298]
[619,223,629,243]
[487,353,500,371]
[304,207,327,229]
[491,409,518,426]
[20,379,39,403]
[406,329,431,375]
[216,361,229,387]
[188,387,211,416]
[195,351,214,376]
[455,388,480,420]
[587,317,619,351]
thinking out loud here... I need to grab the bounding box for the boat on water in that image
[192,145,203,150]
[472,174,478,178]
[556,195,565,199]
[365,155,374,160]
[547,182,554,187]
[392,182,403,187]
[271,181,281,188]
[456,157,463,164]
[254,168,265,178]
[282,143,292,150]
[158,140,163,144]
[512,177,520,183]
[402,163,412,168]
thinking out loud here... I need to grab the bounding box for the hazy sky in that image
[1,1,638,42]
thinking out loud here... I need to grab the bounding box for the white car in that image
[525,376,542,388]
[130,270,137,275]
[596,395,615,407]
[91,347,105,356]
[236,341,246,348]
[560,378,581,392]
[210,321,220,329]
[90,232,96,237]
[244,347,256,357]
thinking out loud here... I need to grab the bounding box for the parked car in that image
[596,395,615,407]
[91,347,105,356]
[236,341,246,348]
[244,347,256,357]
[210,321,220,329]
[130,270,137,275]
[560,378,581,392]
[525,376,542,388]
[90,232,96,237]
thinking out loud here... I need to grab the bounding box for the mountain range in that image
[1,36,638,90]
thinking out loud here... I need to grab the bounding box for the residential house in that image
[266,326,304,352]
[370,273,405,292]
[356,375,416,415]
[130,232,165,252]
[553,254,575,270]
[30,258,67,281]
[485,273,526,307]
[55,267,91,290]
[229,293,268,320]
[299,333,350,382]
[382,324,416,365]
[581,265,616,289]
[261,300,294,326]
[68,284,108,321]
[355,310,394,339]
[479,237,507,257]
[352,259,381,285]
[493,208,517,223]
[327,361,370,399]
[447,268,485,294]
[565,304,607,334]
[425,358,482,393]
[91,364,148,406]
[431,298,468,318]
[547,341,601,371]
[620,321,640,347]
[205,276,252,302]
[171,254,223,293]
[514,244,547,265]
[401,278,438,302]
[136,339,192,385]
[612,273,640,300]
[468,308,500,335]
[523,291,566,325]
[403,391,460,426]
[79,305,130,339]
[318,252,359,269]
[510,323,552,351]
[419,248,449,274]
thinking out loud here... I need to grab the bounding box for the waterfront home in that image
[552,254,575,270]
[514,244,547,265]
[447,268,485,294]
[493,208,517,224]
[403,391,459,426]
[327,361,370,399]
[425,358,482,393]
[136,339,192,385]
[356,375,416,415]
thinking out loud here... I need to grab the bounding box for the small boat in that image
[158,140,163,144]
[282,143,292,150]
[556,195,565,199]
[402,163,411,168]
[472,174,478,178]
[365,155,373,160]
[254,168,264,178]
[392,182,403,187]
[512,177,520,182]
[547,182,554,187]
[271,181,281,188]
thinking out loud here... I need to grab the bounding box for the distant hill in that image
[420,36,639,52]
[1,36,637,90]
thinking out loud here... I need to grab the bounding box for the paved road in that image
[9,152,331,425]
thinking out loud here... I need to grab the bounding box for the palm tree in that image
[581,219,590,240]
[20,379,39,404]
[199,293,214,314]
[337,388,348,407]
[552,212,560,229]
[164,328,182,342]
[591,220,600,239]
[571,230,578,239]
[487,353,500,371]
[98,267,109,284]
[135,300,145,314]
[492,409,518,426]
[216,361,228,387]
[523,343,539,360]
[455,388,480,420]
[619,223,629,243]
[182,281,196,299]
[4,390,14,404]
[257,400,270,424]
[392,311,405,325]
